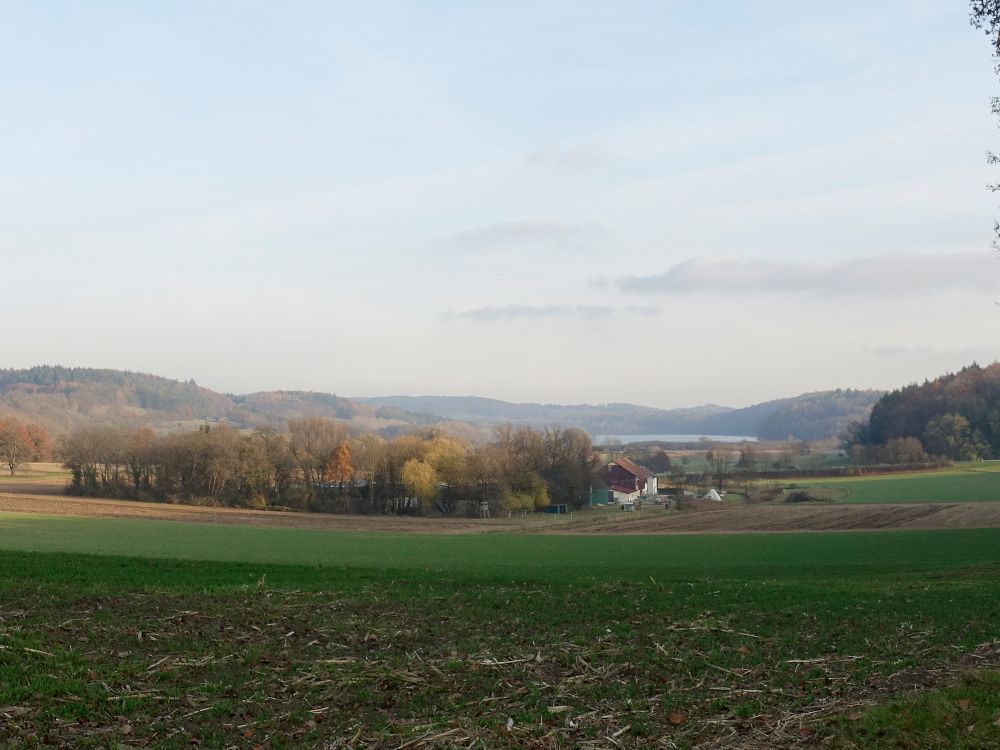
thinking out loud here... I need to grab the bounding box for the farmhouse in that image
[603,456,658,504]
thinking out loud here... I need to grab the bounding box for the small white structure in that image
[608,486,641,504]
[703,488,723,502]
[619,500,636,511]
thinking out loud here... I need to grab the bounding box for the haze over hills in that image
[0,366,880,441]
[357,390,883,441]
[0,366,441,436]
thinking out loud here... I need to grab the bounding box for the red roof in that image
[608,457,654,481]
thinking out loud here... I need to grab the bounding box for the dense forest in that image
[847,363,1000,461]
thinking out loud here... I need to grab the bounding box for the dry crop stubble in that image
[2,533,1000,749]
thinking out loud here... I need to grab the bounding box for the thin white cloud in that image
[442,304,658,322]
[526,142,613,171]
[618,252,998,295]
[452,219,608,251]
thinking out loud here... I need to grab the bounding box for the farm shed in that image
[608,484,641,504]
[603,457,658,504]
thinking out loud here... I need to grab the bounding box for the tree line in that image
[57,418,598,515]
[844,363,1000,462]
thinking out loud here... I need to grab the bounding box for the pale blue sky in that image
[3,1,999,407]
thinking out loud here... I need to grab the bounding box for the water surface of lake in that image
[595,434,757,444]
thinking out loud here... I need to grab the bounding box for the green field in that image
[5,512,1000,573]
[790,462,1000,504]
[2,515,1000,748]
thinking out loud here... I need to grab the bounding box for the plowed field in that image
[559,501,1000,533]
[3,488,1000,534]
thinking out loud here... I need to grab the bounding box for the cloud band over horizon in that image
[616,252,998,295]
[442,304,659,322]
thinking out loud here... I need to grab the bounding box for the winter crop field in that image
[4,512,1000,571]
[2,515,1000,748]
[791,462,1000,504]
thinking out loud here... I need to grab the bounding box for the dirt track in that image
[3,486,1000,534]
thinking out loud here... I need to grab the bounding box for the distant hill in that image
[688,390,884,441]
[231,391,443,435]
[357,389,882,441]
[0,365,881,441]
[0,366,437,435]
[0,366,232,431]
[352,395,729,430]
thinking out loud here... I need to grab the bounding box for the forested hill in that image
[852,362,1000,459]
[357,389,882,441]
[0,367,438,435]
[352,396,729,430]
[0,366,232,431]
[0,366,879,440]
[693,389,884,441]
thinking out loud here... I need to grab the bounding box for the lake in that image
[594,434,757,444]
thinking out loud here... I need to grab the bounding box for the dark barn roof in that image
[607,456,654,481]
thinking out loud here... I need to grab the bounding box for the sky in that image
[3,1,1000,409]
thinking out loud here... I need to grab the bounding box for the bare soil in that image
[4,464,1000,534]
[560,501,1000,534]
[0,491,534,534]
[3,482,1000,534]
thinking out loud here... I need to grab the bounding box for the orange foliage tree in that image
[324,440,353,489]
[0,417,33,475]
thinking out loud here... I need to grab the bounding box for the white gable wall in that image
[610,488,640,503]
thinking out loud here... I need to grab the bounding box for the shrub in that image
[784,490,816,504]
